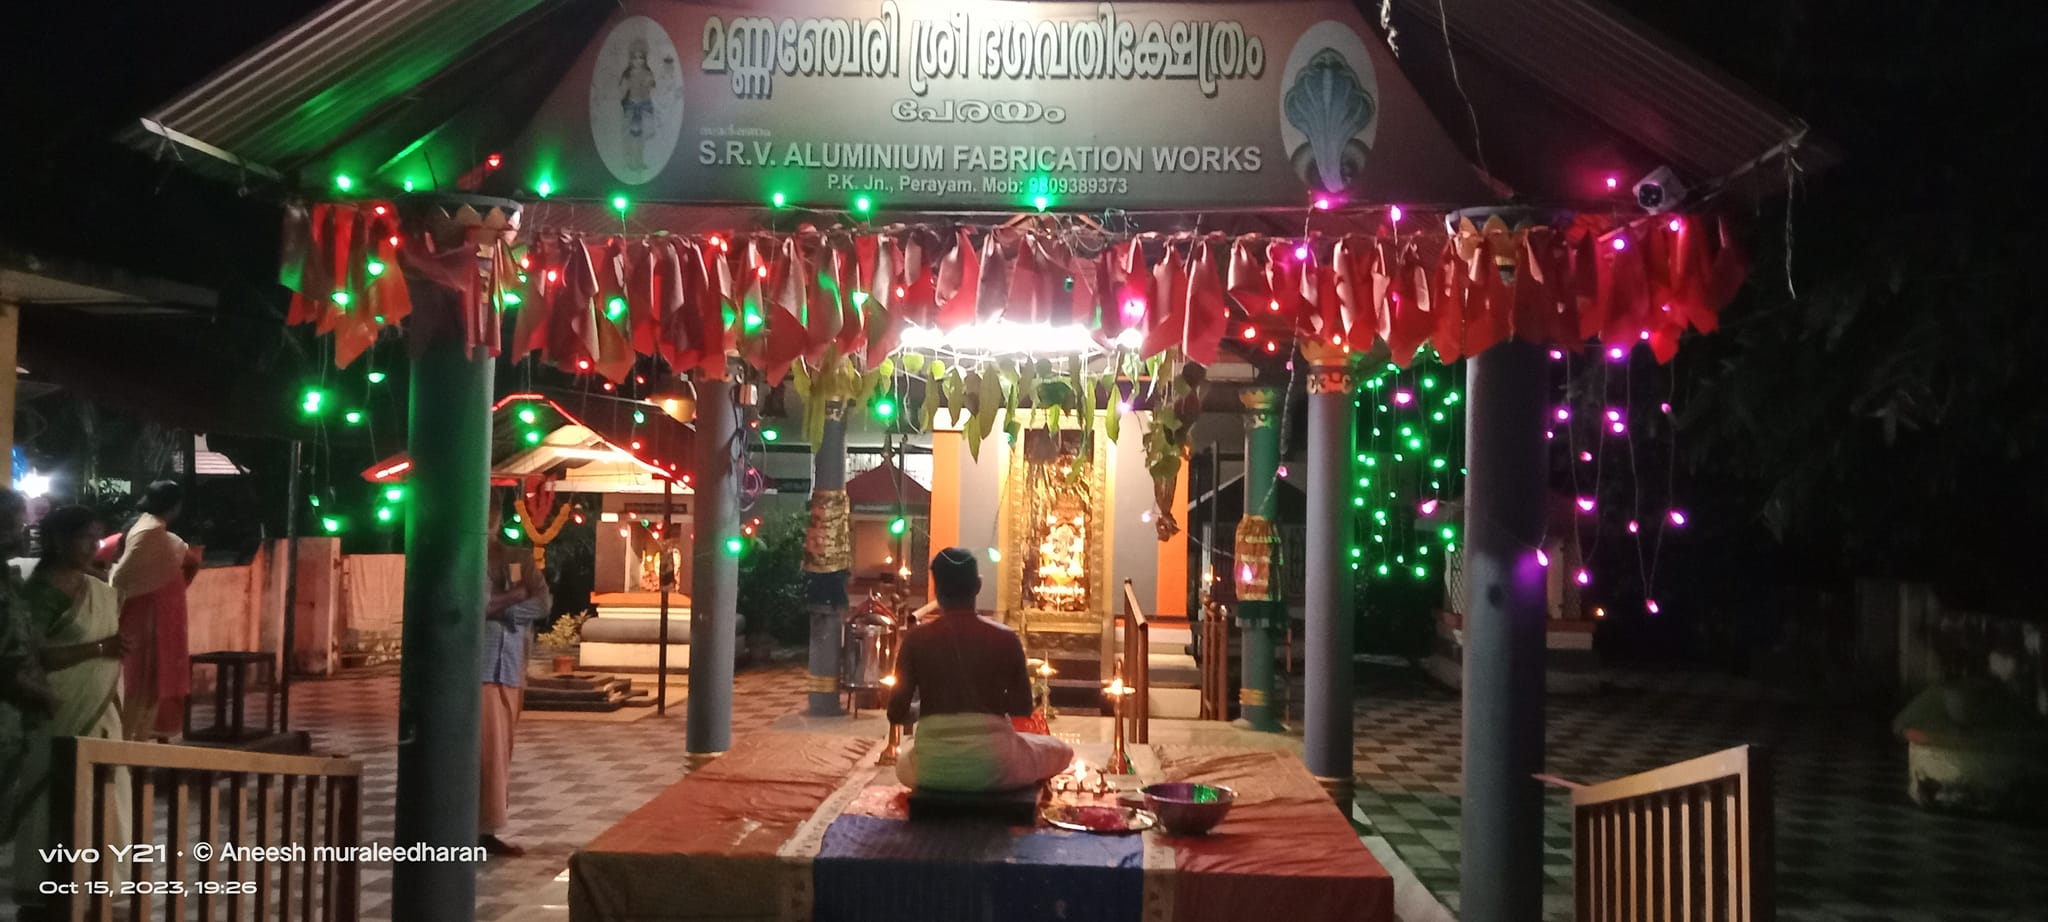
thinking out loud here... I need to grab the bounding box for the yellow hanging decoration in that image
[515,494,575,567]
[1233,514,1277,601]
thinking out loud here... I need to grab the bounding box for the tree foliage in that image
[1622,0,2048,612]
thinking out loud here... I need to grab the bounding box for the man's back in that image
[887,612,1032,723]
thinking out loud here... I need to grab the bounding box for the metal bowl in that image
[1140,783,1236,836]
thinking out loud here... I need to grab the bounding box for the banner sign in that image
[513,1,1487,210]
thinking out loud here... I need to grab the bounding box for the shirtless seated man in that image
[886,548,1075,792]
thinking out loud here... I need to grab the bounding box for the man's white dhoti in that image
[895,714,1075,792]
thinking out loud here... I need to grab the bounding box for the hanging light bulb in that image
[1575,569,1591,586]
[1627,520,1641,534]
[1535,549,1551,567]
[1668,510,1688,526]
[1555,407,1571,422]
[1645,599,1662,615]
[1419,499,1439,516]
[1576,497,1596,513]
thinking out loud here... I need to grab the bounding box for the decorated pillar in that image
[390,195,517,922]
[1233,387,1285,732]
[1459,340,1549,922]
[688,372,742,758]
[1300,341,1356,805]
[804,401,852,716]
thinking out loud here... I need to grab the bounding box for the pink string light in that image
[1576,497,1596,513]
[1645,599,1661,615]
[1668,510,1688,526]
[1555,407,1571,421]
[1574,569,1591,586]
[1536,549,1551,568]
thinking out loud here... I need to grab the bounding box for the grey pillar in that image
[806,402,851,716]
[1236,387,1284,732]
[1301,344,1355,805]
[1459,340,1549,922]
[392,321,492,922]
[688,373,741,756]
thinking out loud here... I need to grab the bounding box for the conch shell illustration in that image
[1285,49,1377,193]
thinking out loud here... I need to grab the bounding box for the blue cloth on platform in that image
[480,597,547,688]
[812,814,1142,922]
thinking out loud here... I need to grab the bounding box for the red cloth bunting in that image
[286,209,1744,374]
[935,228,980,331]
[1182,240,1228,366]
[1142,244,1187,358]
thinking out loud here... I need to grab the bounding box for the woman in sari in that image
[110,480,195,739]
[5,505,129,918]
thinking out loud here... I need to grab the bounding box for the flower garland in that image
[514,494,574,566]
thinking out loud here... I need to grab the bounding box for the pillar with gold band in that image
[1235,386,1286,732]
[1299,338,1358,808]
[804,400,853,716]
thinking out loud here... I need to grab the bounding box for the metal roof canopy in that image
[129,0,1826,208]
[363,389,697,493]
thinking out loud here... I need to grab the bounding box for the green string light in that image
[367,371,387,384]
[384,487,404,502]
[762,428,779,442]
[889,517,907,536]
[611,194,630,213]
[376,507,394,523]
[518,408,538,425]
[300,389,326,416]
[331,291,352,308]
[724,536,745,555]
[873,396,896,420]
[633,410,647,425]
[343,410,364,425]
[770,191,788,208]
[321,516,342,534]
[524,431,541,445]
[606,296,627,320]
[333,174,353,192]
[366,260,386,278]
[535,179,554,198]
[502,291,523,307]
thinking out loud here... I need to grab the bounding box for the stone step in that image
[1149,687,1202,719]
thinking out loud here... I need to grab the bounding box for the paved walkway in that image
[7,661,2043,921]
[1344,663,2048,922]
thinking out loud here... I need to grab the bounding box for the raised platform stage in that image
[569,725,1392,922]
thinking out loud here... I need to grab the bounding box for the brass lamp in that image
[1105,674,1134,775]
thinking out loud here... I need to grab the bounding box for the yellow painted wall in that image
[929,430,960,553]
[1155,459,1190,616]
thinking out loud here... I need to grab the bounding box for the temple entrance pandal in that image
[998,421,1116,708]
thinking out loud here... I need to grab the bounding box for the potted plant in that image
[537,612,591,676]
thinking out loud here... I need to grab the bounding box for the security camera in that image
[1633,166,1688,214]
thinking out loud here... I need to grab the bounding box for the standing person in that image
[479,498,550,858]
[1,489,51,840]
[887,548,1074,792]
[110,481,196,739]
[6,505,130,919]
